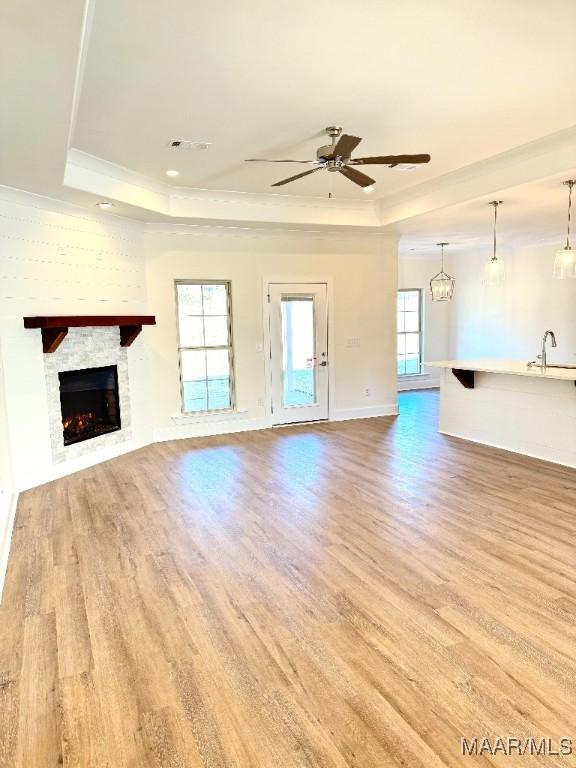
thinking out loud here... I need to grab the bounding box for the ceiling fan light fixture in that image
[363,185,375,194]
[484,201,505,287]
[553,180,576,279]
[430,242,455,301]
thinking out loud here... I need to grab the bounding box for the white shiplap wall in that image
[0,187,153,492]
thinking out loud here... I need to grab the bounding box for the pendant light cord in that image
[489,201,502,261]
[436,242,449,272]
[493,203,498,260]
[566,181,574,249]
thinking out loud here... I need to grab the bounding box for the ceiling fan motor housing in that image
[317,145,334,161]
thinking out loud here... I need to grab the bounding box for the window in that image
[176,281,234,412]
[397,289,422,376]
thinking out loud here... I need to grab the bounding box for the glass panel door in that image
[281,296,316,407]
[269,283,329,425]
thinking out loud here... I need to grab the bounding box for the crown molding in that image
[144,220,398,242]
[379,125,576,226]
[63,149,380,228]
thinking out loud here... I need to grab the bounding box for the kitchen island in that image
[426,359,576,468]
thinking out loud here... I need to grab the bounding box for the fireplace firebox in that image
[58,365,121,446]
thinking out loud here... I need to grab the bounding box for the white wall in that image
[145,227,399,440]
[449,242,576,363]
[0,187,153,491]
[397,255,450,389]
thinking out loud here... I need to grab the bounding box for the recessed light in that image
[96,201,114,209]
[363,185,375,194]
[166,169,180,177]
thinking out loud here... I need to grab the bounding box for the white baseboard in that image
[398,374,440,392]
[439,429,576,470]
[331,403,399,421]
[0,489,19,603]
[154,415,270,442]
[157,405,399,440]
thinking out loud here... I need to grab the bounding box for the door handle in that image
[319,361,328,367]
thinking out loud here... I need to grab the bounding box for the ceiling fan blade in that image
[328,134,362,159]
[271,167,323,187]
[350,153,431,166]
[245,159,320,164]
[339,166,375,188]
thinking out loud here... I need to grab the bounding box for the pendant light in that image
[553,180,576,279]
[430,242,455,301]
[484,201,505,286]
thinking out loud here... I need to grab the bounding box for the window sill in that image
[398,372,429,380]
[171,408,249,425]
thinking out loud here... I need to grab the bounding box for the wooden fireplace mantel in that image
[23,315,156,353]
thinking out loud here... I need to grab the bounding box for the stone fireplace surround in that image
[44,327,132,463]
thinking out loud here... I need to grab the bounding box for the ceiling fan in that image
[245,126,431,189]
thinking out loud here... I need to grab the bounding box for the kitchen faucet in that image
[538,330,557,368]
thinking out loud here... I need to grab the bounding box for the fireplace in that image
[58,365,121,446]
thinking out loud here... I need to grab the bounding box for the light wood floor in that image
[2,390,576,767]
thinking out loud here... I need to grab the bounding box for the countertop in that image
[425,359,576,382]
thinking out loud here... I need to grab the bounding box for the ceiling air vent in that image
[168,140,212,150]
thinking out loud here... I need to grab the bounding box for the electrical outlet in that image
[363,387,371,398]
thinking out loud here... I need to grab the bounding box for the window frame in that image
[397,288,423,377]
[175,279,236,414]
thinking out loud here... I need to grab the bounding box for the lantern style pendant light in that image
[553,180,576,279]
[484,201,505,286]
[430,242,455,301]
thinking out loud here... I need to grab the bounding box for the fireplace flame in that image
[62,411,99,436]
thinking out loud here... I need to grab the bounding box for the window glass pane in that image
[177,284,203,315]
[177,282,233,413]
[405,333,419,354]
[202,284,228,315]
[179,315,204,347]
[204,315,228,346]
[405,355,420,374]
[404,311,418,332]
[181,350,208,412]
[281,297,316,407]
[404,291,420,312]
[397,290,422,377]
[206,349,231,410]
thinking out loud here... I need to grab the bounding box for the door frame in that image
[262,276,335,424]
